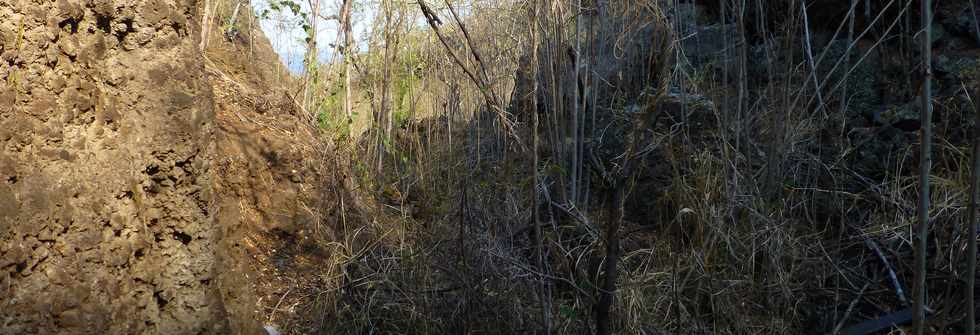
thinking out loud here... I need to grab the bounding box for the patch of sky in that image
[250,0,376,74]
[250,0,477,74]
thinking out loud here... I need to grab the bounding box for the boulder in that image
[848,125,912,179]
[659,87,716,141]
[873,103,919,129]
[938,2,980,45]
[818,39,882,122]
[680,24,739,72]
[934,54,980,84]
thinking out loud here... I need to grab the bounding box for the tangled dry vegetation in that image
[236,0,980,334]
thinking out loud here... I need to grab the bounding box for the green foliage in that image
[221,14,240,34]
[261,0,303,20]
[260,0,313,43]
[559,304,578,320]
[358,31,428,129]
[391,57,421,126]
[315,77,355,141]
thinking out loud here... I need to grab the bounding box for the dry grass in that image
[217,0,980,333]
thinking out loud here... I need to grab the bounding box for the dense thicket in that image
[273,0,980,333]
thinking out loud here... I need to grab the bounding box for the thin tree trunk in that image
[718,0,734,204]
[735,0,747,197]
[799,0,826,118]
[584,3,598,214]
[594,74,669,335]
[760,0,781,200]
[595,181,625,335]
[904,1,913,101]
[199,0,213,52]
[913,0,933,333]
[840,0,856,127]
[571,0,581,207]
[342,0,354,127]
[377,0,392,172]
[967,84,978,335]
[967,2,980,333]
[303,0,321,116]
[529,2,551,331]
[546,0,568,204]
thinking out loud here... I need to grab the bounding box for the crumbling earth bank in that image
[0,0,227,333]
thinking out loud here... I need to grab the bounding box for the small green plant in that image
[316,81,354,141]
[559,304,578,320]
[391,46,425,127]
[260,0,317,44]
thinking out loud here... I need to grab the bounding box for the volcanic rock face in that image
[0,0,222,333]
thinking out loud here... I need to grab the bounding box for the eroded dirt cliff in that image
[203,7,350,330]
[0,0,222,333]
[0,0,348,333]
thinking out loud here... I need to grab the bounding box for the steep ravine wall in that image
[0,0,226,333]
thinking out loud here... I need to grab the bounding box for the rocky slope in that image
[204,6,347,332]
[0,0,223,333]
[0,0,332,333]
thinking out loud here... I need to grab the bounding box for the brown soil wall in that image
[0,0,225,333]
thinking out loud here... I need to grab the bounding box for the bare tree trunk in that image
[735,0,749,201]
[799,0,826,116]
[913,0,933,333]
[967,84,978,335]
[595,180,625,335]
[839,0,856,126]
[718,0,735,204]
[341,0,354,127]
[377,0,392,172]
[594,69,670,335]
[303,0,321,116]
[377,0,403,172]
[529,2,551,331]
[544,0,568,204]
[584,3,598,214]
[199,0,213,52]
[967,3,979,332]
[761,0,782,200]
[570,0,581,207]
